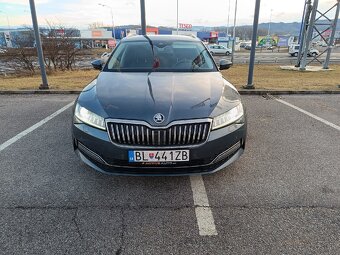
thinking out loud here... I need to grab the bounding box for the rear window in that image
[104,39,217,72]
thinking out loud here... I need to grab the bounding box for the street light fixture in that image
[98,3,116,40]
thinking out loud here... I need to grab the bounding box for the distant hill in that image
[193,19,340,36]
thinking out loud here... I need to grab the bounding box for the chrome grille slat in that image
[141,126,145,144]
[173,126,177,145]
[197,124,202,142]
[187,125,192,144]
[107,121,210,147]
[115,124,121,143]
[120,124,126,143]
[178,126,182,144]
[110,125,116,141]
[126,125,130,144]
[192,124,197,143]
[146,128,150,145]
[152,130,155,145]
[136,125,140,144]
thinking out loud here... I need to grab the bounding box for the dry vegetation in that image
[0,64,339,91]
[221,64,340,90]
[0,69,99,90]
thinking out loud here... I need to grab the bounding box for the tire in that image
[210,51,214,56]
[293,53,298,57]
[312,52,317,57]
[226,52,230,56]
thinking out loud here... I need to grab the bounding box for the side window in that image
[107,43,127,69]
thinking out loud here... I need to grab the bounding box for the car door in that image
[216,46,224,54]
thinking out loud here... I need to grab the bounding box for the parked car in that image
[100,52,111,64]
[289,44,319,57]
[244,44,252,50]
[208,44,232,55]
[72,35,246,175]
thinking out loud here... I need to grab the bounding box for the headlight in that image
[212,103,244,130]
[74,104,106,130]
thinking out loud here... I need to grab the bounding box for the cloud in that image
[0,0,49,4]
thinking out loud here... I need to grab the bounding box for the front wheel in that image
[312,52,317,57]
[226,52,230,56]
[293,53,298,57]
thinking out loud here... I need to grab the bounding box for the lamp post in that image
[244,0,261,89]
[231,0,238,63]
[140,0,146,35]
[177,0,179,35]
[267,9,273,36]
[29,0,49,89]
[98,3,115,39]
[226,0,231,36]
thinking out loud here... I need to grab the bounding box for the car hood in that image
[82,72,240,126]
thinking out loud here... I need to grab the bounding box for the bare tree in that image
[41,23,80,71]
[8,30,37,75]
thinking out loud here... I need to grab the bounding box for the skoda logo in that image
[153,113,165,124]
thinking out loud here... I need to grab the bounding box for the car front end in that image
[72,35,247,176]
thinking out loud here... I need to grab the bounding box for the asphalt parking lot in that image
[0,94,339,254]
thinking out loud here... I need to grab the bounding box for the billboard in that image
[277,36,295,47]
[258,36,278,47]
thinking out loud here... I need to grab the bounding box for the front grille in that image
[107,121,211,147]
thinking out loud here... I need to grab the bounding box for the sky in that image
[0,0,337,29]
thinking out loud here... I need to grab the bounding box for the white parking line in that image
[275,98,340,132]
[190,175,218,236]
[0,102,74,152]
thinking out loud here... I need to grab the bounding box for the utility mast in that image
[296,0,340,70]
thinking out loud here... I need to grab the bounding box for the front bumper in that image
[72,121,247,176]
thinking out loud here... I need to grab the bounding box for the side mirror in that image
[219,59,232,70]
[91,59,102,70]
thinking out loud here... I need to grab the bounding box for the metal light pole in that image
[98,3,116,39]
[244,0,261,89]
[267,9,273,36]
[29,0,48,89]
[140,0,146,35]
[231,0,238,63]
[226,0,231,36]
[177,0,179,35]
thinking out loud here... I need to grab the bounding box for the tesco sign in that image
[179,23,192,29]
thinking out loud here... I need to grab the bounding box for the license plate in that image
[128,150,189,162]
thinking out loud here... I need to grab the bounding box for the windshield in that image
[104,39,217,72]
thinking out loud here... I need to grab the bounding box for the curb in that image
[238,90,340,95]
[0,90,339,95]
[0,90,82,95]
